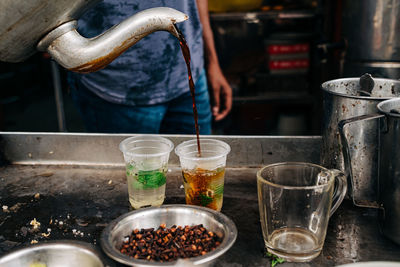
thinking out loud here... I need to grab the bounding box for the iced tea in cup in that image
[119,135,174,209]
[257,162,347,262]
[175,139,231,211]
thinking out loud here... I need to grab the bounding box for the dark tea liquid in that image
[182,167,225,211]
[175,25,201,156]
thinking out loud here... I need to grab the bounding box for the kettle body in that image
[0,0,100,62]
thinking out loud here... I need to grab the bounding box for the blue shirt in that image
[70,0,204,106]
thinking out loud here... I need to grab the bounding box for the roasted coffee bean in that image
[119,224,222,262]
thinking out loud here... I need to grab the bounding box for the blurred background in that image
[1,0,399,135]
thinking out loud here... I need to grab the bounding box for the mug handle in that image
[329,169,348,217]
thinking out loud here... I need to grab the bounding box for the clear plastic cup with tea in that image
[119,135,174,209]
[175,139,231,211]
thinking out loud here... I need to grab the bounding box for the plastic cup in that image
[175,139,231,211]
[119,135,174,209]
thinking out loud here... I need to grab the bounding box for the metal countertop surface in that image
[0,133,399,266]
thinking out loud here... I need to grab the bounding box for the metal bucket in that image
[320,76,400,208]
[377,98,400,244]
[339,98,400,244]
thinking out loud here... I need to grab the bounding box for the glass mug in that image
[257,162,347,262]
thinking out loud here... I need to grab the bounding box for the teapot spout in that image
[37,7,188,73]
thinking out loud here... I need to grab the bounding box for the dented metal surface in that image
[321,77,400,208]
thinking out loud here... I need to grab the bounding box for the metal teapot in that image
[0,0,187,73]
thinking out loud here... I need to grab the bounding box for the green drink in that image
[119,136,174,209]
[126,164,167,209]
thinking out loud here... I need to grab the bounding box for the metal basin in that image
[100,204,237,267]
[0,241,104,267]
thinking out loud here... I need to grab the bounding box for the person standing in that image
[68,0,232,134]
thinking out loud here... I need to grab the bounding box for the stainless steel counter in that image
[0,133,399,266]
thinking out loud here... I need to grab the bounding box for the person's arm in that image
[196,0,232,121]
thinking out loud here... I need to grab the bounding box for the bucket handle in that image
[338,114,386,208]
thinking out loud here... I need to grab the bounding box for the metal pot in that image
[342,0,400,62]
[320,76,400,208]
[341,0,400,79]
[339,98,400,245]
[0,0,187,73]
[377,98,400,244]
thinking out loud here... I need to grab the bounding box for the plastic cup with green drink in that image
[119,135,174,209]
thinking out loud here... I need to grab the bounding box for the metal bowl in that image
[100,204,237,267]
[0,240,104,267]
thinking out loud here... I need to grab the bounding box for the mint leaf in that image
[126,164,136,177]
[127,167,166,190]
[266,252,285,267]
[137,170,166,189]
[199,193,213,206]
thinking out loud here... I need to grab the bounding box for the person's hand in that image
[195,0,232,121]
[207,63,232,121]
